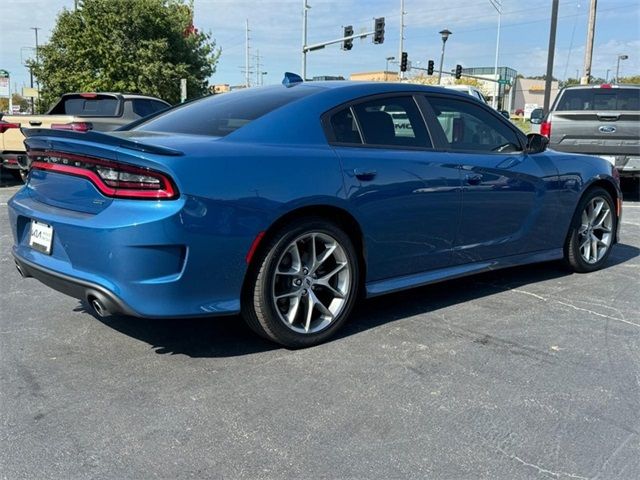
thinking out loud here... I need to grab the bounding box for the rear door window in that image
[351,96,432,148]
[556,88,640,111]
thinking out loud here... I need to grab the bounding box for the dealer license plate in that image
[29,221,53,255]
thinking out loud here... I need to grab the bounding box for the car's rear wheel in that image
[242,218,359,348]
[565,187,617,272]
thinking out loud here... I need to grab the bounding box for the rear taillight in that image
[540,121,551,138]
[28,151,178,200]
[0,122,20,133]
[51,122,93,132]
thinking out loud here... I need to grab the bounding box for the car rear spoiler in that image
[22,127,184,157]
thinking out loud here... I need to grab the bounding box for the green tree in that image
[32,0,220,109]
[618,75,640,84]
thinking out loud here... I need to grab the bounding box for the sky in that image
[1,0,639,94]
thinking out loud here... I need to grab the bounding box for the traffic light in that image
[373,17,385,44]
[400,52,408,72]
[455,64,463,79]
[427,60,434,75]
[342,25,353,50]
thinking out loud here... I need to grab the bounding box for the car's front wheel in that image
[242,218,360,348]
[565,187,617,272]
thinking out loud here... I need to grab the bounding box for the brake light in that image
[599,84,612,89]
[51,122,93,132]
[540,121,551,138]
[28,151,178,200]
[0,122,20,133]
[79,93,98,98]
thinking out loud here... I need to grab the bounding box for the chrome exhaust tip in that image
[88,296,109,318]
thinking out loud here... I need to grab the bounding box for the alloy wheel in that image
[578,196,613,264]
[271,232,351,334]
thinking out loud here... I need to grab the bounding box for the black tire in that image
[242,217,360,348]
[9,169,25,183]
[564,187,617,273]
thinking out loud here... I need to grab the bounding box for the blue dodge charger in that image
[8,79,622,347]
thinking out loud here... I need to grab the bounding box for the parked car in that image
[9,80,622,348]
[443,84,487,104]
[0,93,170,181]
[444,85,510,119]
[542,84,640,178]
[0,117,22,180]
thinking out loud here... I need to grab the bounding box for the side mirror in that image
[499,110,510,119]
[530,108,544,124]
[526,133,549,154]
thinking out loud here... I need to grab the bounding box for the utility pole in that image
[31,27,40,112]
[245,19,250,88]
[543,0,559,114]
[398,0,405,80]
[302,0,309,80]
[255,49,262,87]
[581,0,597,84]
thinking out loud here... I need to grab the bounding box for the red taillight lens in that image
[0,122,20,133]
[29,151,178,200]
[540,121,551,138]
[600,84,612,89]
[51,122,93,132]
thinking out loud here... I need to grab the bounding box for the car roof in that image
[561,84,640,90]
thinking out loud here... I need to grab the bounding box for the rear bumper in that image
[13,254,138,317]
[1,152,27,170]
[549,146,640,176]
[8,185,250,318]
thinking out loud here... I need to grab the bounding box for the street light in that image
[385,56,395,81]
[260,71,268,86]
[437,29,452,85]
[615,54,628,83]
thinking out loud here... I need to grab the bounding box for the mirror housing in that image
[526,133,549,154]
[499,110,510,119]
[529,108,544,124]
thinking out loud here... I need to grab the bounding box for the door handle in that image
[353,168,377,181]
[29,121,42,126]
[465,173,483,185]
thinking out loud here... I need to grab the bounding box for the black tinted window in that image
[50,95,119,116]
[556,88,640,111]
[352,96,432,148]
[129,99,168,118]
[427,96,522,153]
[330,108,362,144]
[134,87,319,137]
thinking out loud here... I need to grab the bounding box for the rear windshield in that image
[133,86,319,137]
[48,94,120,116]
[556,88,640,111]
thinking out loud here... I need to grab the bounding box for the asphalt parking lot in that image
[1,171,639,480]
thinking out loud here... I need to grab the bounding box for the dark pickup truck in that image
[542,84,640,178]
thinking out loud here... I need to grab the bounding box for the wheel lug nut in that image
[303,268,309,275]
[302,289,308,296]
[294,279,302,286]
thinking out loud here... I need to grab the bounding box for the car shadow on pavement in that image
[84,243,639,358]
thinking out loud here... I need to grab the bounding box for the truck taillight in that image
[28,151,178,200]
[51,122,93,132]
[540,121,551,138]
[0,122,20,133]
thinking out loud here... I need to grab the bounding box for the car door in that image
[324,94,462,281]
[423,94,561,264]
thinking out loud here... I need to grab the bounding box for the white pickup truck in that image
[1,92,169,181]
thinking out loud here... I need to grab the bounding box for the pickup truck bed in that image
[1,93,169,179]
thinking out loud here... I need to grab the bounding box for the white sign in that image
[11,105,20,113]
[0,77,9,97]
